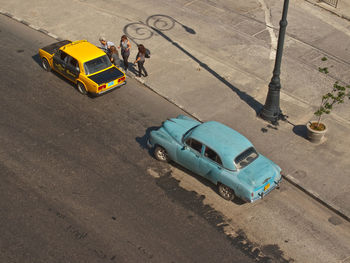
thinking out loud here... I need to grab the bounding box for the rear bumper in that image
[249,177,282,203]
[95,80,126,95]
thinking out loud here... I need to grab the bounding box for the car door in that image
[53,50,69,77]
[65,56,80,81]
[198,146,223,184]
[176,137,203,174]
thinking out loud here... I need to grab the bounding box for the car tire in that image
[42,58,51,72]
[218,184,235,201]
[77,81,87,95]
[154,146,169,162]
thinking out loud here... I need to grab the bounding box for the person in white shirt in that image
[99,36,115,56]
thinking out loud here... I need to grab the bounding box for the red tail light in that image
[98,84,106,91]
[118,76,126,83]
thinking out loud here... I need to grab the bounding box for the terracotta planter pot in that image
[306,121,327,143]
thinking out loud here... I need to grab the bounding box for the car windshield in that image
[234,147,259,169]
[84,55,112,75]
[182,125,200,141]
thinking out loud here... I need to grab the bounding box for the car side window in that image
[185,138,202,153]
[59,51,68,62]
[204,146,222,165]
[68,57,79,71]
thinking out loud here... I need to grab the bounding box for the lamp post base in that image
[259,83,283,124]
[259,109,284,125]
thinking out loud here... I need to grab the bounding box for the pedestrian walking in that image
[109,46,121,68]
[134,44,148,77]
[99,36,115,57]
[118,35,131,72]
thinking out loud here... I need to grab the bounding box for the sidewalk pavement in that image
[306,0,350,20]
[0,0,349,220]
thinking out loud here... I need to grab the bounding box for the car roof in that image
[60,40,106,63]
[190,121,253,167]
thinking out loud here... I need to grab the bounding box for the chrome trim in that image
[250,180,280,202]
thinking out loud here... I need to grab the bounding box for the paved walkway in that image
[0,0,349,220]
[306,0,350,20]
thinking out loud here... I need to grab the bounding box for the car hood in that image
[238,155,281,188]
[163,118,199,144]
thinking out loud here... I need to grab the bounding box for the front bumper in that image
[147,139,153,149]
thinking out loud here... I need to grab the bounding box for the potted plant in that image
[307,77,350,143]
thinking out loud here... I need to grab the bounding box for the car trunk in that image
[237,155,277,189]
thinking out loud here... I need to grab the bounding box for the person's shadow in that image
[128,63,138,75]
[123,15,263,114]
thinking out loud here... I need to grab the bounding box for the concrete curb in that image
[0,10,63,41]
[304,0,350,21]
[283,174,350,222]
[2,10,349,223]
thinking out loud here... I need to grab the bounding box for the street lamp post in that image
[260,0,290,123]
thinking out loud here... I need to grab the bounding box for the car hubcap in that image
[221,186,231,198]
[78,84,84,93]
[157,149,167,161]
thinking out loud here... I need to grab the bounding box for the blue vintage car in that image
[148,115,282,202]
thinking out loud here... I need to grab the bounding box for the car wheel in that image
[218,184,235,201]
[77,82,87,95]
[154,146,169,162]
[42,58,51,72]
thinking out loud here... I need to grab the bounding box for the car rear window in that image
[84,55,112,75]
[234,147,259,169]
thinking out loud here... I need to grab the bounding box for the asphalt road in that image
[2,13,350,263]
[0,14,260,263]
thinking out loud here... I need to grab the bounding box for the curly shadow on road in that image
[123,15,263,114]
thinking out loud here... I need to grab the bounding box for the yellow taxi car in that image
[39,40,126,95]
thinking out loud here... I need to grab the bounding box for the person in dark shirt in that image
[110,46,121,68]
[134,44,148,77]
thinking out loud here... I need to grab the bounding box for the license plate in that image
[107,81,114,87]
[264,183,270,191]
